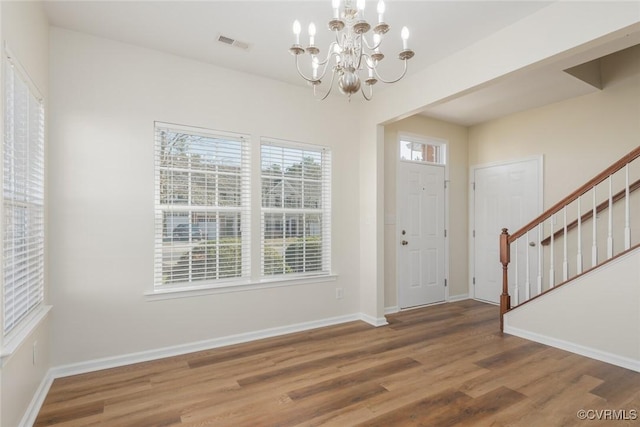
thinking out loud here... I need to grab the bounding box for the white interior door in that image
[473,158,541,303]
[398,162,446,308]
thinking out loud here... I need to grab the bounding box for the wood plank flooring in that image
[35,300,640,426]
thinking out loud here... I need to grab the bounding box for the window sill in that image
[0,304,52,367]
[145,274,337,301]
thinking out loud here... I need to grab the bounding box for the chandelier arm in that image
[317,70,337,101]
[373,59,409,84]
[362,34,371,50]
[294,55,317,83]
[316,42,339,66]
[354,34,366,71]
[362,52,374,69]
[295,54,337,84]
[317,52,342,82]
[298,48,338,88]
[361,34,380,51]
[360,84,373,101]
[309,66,336,101]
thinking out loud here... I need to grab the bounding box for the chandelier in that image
[289,0,415,101]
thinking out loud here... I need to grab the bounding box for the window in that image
[3,54,45,336]
[261,139,331,277]
[154,123,250,289]
[399,136,446,165]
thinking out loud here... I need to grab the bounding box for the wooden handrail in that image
[540,178,640,246]
[508,146,640,243]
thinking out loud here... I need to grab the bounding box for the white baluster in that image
[577,196,583,274]
[537,223,543,295]
[625,164,631,250]
[525,231,530,301]
[550,215,555,288]
[562,206,568,281]
[592,185,597,267]
[607,175,613,259]
[514,239,519,305]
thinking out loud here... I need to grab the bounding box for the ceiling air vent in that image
[217,34,251,51]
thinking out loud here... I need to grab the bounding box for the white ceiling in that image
[43,1,638,125]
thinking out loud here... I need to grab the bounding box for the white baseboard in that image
[19,369,55,427]
[385,297,467,315]
[52,313,365,379]
[384,306,400,315]
[504,325,640,373]
[359,313,389,327]
[448,293,469,302]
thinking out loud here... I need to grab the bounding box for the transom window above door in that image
[399,136,446,165]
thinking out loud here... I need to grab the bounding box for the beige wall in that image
[383,116,468,308]
[0,2,50,427]
[469,45,640,208]
[360,2,639,322]
[48,28,362,367]
[473,44,640,372]
[383,44,639,309]
[505,248,640,369]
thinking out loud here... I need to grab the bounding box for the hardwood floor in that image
[35,300,640,426]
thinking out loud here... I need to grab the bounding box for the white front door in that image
[398,162,446,308]
[473,158,541,303]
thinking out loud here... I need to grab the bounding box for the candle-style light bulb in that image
[401,26,410,50]
[373,33,381,52]
[333,43,342,65]
[312,56,319,79]
[377,0,385,23]
[357,0,365,13]
[308,22,316,46]
[332,0,340,18]
[293,20,301,45]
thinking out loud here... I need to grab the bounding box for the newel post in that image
[499,228,511,332]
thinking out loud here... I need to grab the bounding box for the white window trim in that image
[260,137,332,280]
[145,274,337,301]
[0,304,51,366]
[153,122,251,291]
[149,129,335,299]
[1,46,48,355]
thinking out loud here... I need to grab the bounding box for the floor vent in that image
[217,34,251,51]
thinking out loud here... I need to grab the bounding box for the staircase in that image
[498,147,640,370]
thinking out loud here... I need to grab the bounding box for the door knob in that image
[529,241,536,247]
[401,240,408,246]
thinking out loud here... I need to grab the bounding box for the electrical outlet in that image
[336,288,343,299]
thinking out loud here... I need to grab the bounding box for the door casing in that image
[396,134,449,309]
[469,156,543,303]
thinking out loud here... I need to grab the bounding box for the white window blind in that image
[261,139,331,277]
[3,55,45,336]
[154,123,251,289]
